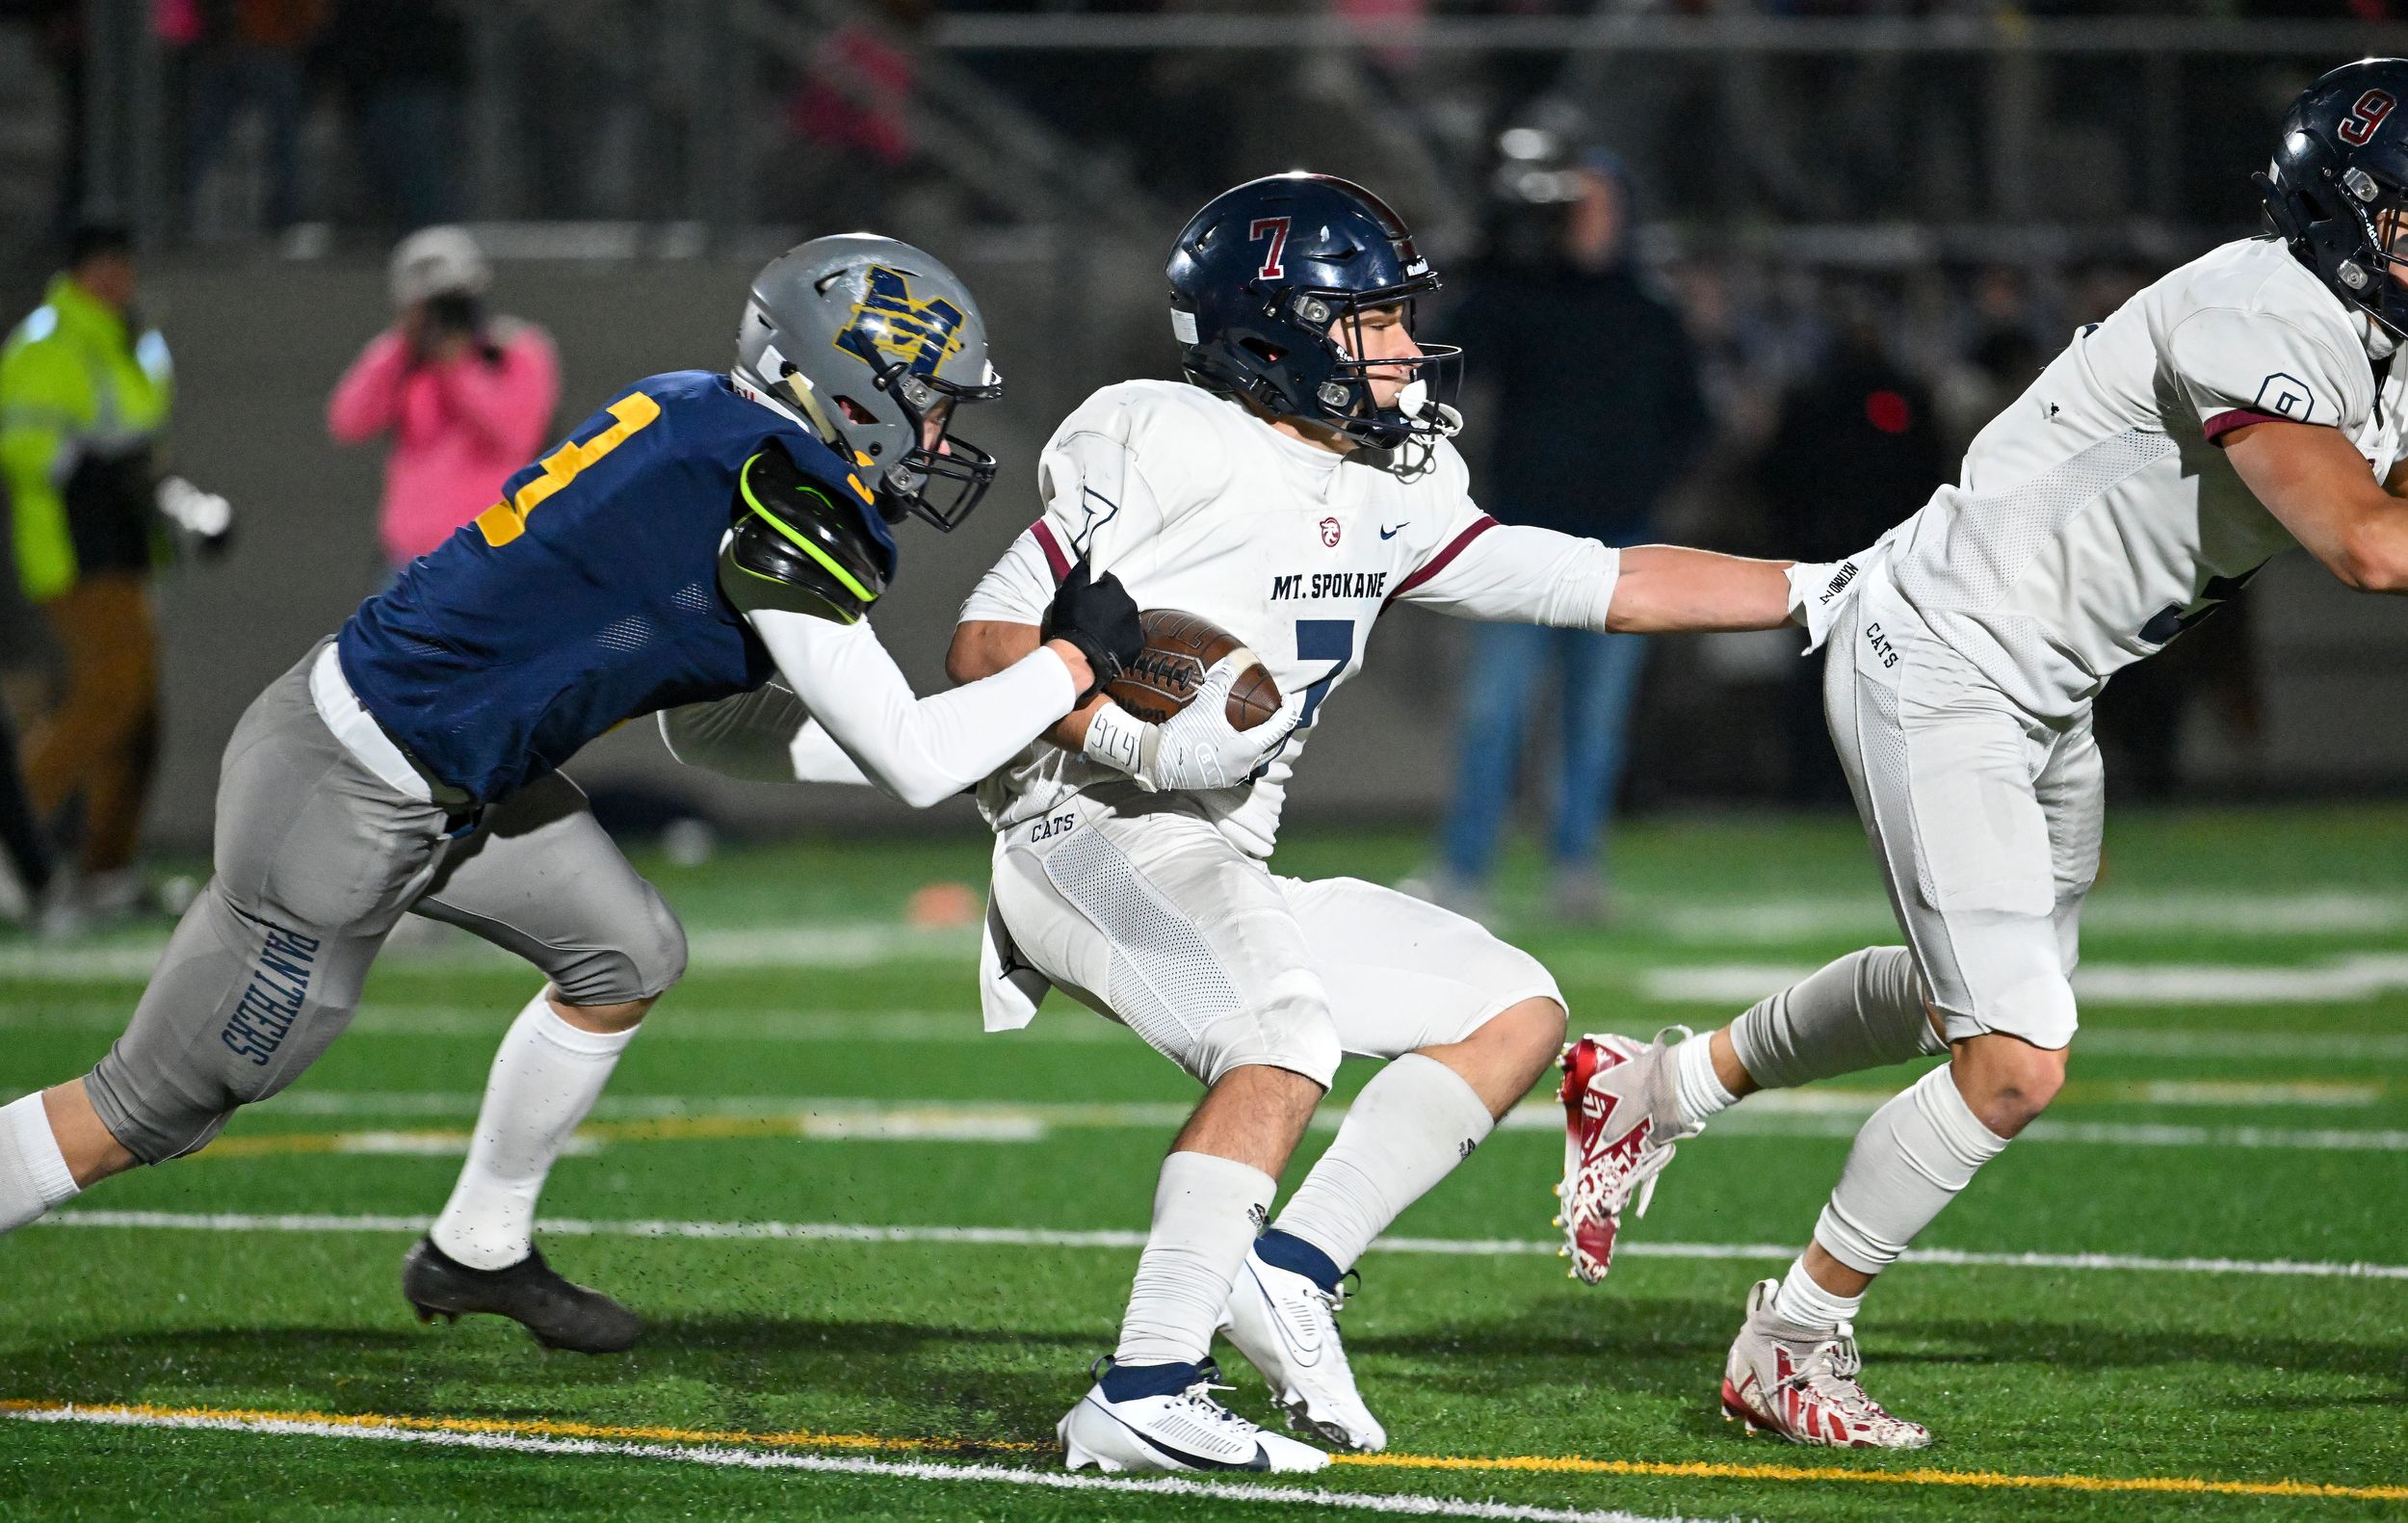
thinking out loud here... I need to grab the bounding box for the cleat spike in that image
[1551,1216,1562,1228]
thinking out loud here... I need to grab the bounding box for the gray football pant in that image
[83,644,687,1164]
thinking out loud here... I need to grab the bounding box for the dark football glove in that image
[1042,558,1143,704]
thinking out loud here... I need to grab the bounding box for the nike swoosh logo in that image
[1379,523,1404,538]
[1252,1265,1322,1365]
[1094,1398,1269,1472]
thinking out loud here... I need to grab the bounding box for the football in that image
[1104,610,1283,729]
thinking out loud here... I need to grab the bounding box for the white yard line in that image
[20,996,2404,1065]
[1643,891,2408,943]
[12,885,2408,986]
[1639,953,2408,1008]
[248,1076,2386,1124]
[0,1405,1692,1523]
[37,1208,2408,1282]
[0,1000,1132,1043]
[205,1091,2408,1155]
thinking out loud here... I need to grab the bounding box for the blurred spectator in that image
[328,226,559,572]
[26,0,85,242]
[183,0,327,233]
[1755,295,1948,803]
[319,0,467,229]
[0,704,56,927]
[1426,152,1711,924]
[1936,266,2046,451]
[0,226,182,921]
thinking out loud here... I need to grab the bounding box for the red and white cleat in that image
[1719,1278,1932,1450]
[1553,1029,1698,1284]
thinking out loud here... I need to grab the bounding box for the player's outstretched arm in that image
[1394,520,1799,636]
[747,613,1088,806]
[2224,418,2408,592]
[715,445,1139,806]
[1607,545,1797,634]
[950,618,1109,748]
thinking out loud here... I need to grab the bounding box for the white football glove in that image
[1083,652,1305,793]
[156,474,235,558]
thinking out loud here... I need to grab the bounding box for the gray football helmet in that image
[733,234,1004,531]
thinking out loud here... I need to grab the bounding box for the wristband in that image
[1786,555,1871,652]
[1082,702,1155,785]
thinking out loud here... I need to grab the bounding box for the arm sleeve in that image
[1390,517,1621,630]
[2168,306,2366,446]
[955,525,1058,625]
[745,606,1078,807]
[431,326,560,455]
[658,683,876,786]
[327,330,412,443]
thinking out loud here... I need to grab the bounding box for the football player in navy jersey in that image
[0,236,1146,1352]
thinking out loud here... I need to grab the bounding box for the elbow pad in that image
[719,444,893,624]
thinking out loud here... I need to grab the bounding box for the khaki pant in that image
[23,571,159,875]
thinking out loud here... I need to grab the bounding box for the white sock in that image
[1729,947,1942,1091]
[1114,1150,1276,1369]
[1815,1062,2011,1278]
[1673,1033,1739,1129]
[431,991,637,1271]
[1272,1053,1494,1274]
[0,1092,82,1233]
[1769,1253,1864,1332]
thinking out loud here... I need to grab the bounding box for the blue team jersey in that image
[338,370,893,804]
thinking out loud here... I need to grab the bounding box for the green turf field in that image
[3,809,2405,1521]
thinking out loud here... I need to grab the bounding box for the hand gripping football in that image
[1104,611,1283,730]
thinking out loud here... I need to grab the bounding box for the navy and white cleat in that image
[1058,1357,1329,1474]
[1221,1247,1386,1452]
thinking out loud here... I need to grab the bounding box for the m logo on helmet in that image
[2341,89,2397,146]
[834,266,967,380]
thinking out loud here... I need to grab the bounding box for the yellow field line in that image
[0,1399,1043,1456]
[6,1399,2401,1503]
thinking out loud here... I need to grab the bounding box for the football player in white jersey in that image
[1556,58,2408,1450]
[946,172,1831,1474]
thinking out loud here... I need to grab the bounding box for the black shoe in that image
[401,1237,641,1353]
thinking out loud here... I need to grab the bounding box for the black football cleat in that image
[401,1237,641,1353]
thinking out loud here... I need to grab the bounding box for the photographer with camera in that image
[328,226,559,576]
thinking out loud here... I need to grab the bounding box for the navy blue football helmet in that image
[2260,59,2408,341]
[1166,172,1462,453]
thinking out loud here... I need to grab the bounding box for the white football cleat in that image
[1059,1357,1330,1474]
[1720,1278,1932,1449]
[1220,1247,1387,1452]
[1555,1029,1700,1284]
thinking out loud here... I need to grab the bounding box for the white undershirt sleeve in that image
[956,526,1056,626]
[658,681,815,783]
[1393,521,1622,630]
[744,608,1077,807]
[787,720,873,786]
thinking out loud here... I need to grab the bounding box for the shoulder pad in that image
[720,443,895,624]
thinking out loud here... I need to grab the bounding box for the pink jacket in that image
[327,320,561,565]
